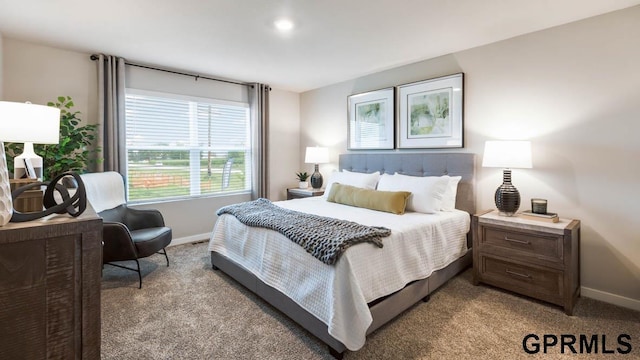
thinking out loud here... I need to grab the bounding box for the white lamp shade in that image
[0,101,61,144]
[304,146,329,164]
[482,140,532,169]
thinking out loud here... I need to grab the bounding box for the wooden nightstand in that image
[472,210,581,315]
[287,188,324,200]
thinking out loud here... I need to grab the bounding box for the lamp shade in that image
[0,101,61,144]
[304,146,329,164]
[482,140,532,169]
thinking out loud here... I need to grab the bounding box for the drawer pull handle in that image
[504,236,531,245]
[506,269,531,279]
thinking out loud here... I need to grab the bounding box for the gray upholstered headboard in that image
[339,153,476,215]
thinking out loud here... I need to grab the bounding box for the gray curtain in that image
[249,83,270,199]
[97,55,126,174]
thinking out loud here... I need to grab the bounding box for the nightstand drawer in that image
[480,256,562,301]
[483,227,562,263]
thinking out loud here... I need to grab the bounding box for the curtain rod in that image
[90,54,252,87]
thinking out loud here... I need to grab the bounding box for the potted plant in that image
[5,96,101,182]
[295,171,309,189]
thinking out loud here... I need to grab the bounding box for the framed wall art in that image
[347,87,395,150]
[397,73,464,149]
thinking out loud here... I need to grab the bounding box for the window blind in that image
[125,89,251,202]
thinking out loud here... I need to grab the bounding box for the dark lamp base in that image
[495,169,520,216]
[310,164,323,189]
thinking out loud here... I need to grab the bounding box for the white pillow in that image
[377,173,449,214]
[441,175,462,211]
[323,170,381,197]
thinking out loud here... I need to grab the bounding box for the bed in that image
[209,153,476,358]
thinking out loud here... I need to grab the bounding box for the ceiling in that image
[1,0,639,92]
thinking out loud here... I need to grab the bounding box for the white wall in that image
[126,65,249,103]
[1,38,300,243]
[2,38,97,125]
[269,88,301,201]
[301,7,640,309]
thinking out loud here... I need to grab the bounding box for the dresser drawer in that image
[482,226,562,263]
[479,256,563,303]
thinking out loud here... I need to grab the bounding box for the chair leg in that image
[103,259,143,289]
[158,248,169,267]
[135,259,142,289]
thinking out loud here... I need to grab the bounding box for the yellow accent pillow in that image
[327,183,411,215]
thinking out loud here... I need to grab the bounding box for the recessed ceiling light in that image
[274,19,294,32]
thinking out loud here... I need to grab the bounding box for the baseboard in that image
[581,286,640,312]
[168,233,210,247]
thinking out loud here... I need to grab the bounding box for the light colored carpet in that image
[101,241,639,359]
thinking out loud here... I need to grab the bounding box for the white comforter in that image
[208,197,470,351]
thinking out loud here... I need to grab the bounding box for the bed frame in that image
[211,152,476,358]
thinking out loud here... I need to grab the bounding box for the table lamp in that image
[0,101,61,226]
[482,140,532,216]
[304,146,329,189]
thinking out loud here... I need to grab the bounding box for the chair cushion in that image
[130,227,172,258]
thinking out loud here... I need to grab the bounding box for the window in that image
[125,89,251,202]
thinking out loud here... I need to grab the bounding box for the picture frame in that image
[397,73,464,149]
[347,87,395,150]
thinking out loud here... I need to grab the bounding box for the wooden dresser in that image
[0,210,102,359]
[472,210,580,315]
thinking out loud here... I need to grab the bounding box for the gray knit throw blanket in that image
[217,198,390,265]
